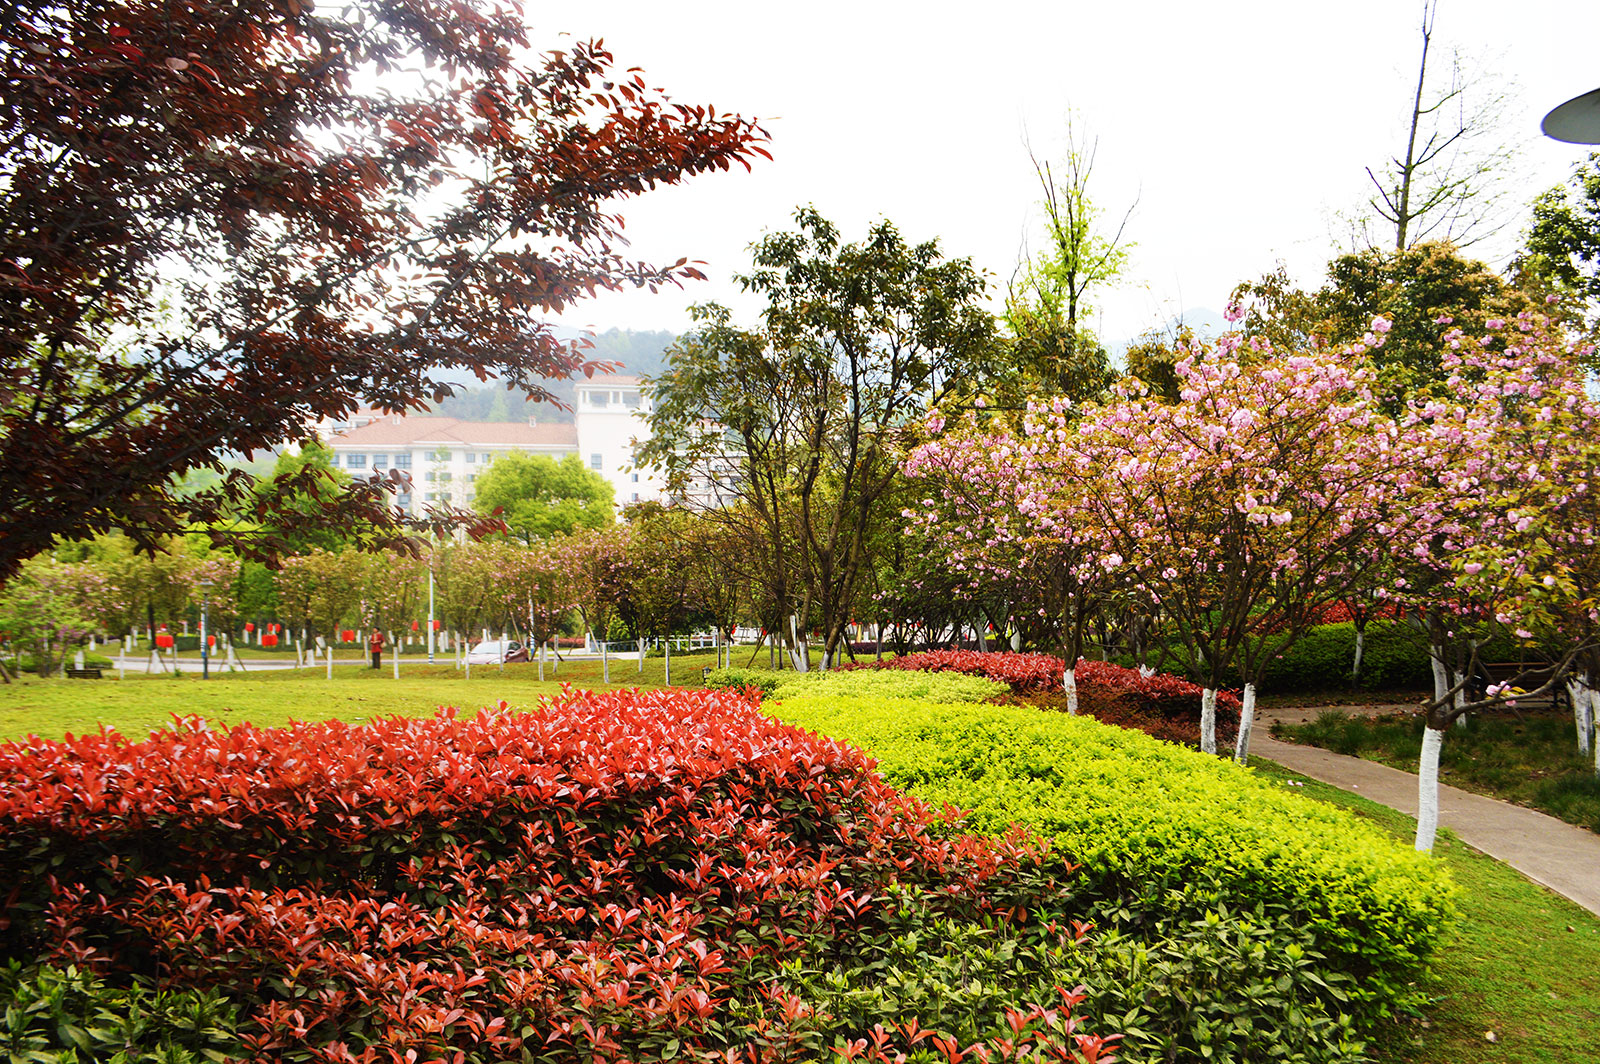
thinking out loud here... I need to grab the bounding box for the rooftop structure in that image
[319,377,668,514]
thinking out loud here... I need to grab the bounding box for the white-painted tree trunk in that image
[1429,649,1449,715]
[1587,685,1600,775]
[1200,688,1217,755]
[1233,682,1258,764]
[1569,675,1591,757]
[1452,670,1468,729]
[789,615,809,673]
[1352,628,1365,685]
[1415,725,1446,852]
[1063,667,1078,715]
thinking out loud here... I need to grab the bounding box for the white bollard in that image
[326,645,333,680]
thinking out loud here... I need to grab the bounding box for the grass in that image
[0,649,752,742]
[1274,708,1600,834]
[1248,756,1600,1064]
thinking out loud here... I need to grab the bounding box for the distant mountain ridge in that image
[428,328,677,423]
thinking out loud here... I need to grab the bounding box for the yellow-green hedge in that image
[770,684,1455,1019]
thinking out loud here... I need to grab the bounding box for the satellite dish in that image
[1542,87,1600,145]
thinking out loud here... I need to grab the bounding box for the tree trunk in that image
[1429,646,1450,708]
[1415,725,1446,852]
[788,614,809,673]
[1200,688,1217,755]
[1352,626,1366,689]
[1452,669,1468,729]
[1233,682,1258,764]
[1063,665,1078,715]
[1571,674,1592,757]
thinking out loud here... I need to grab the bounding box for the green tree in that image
[0,556,100,678]
[471,453,613,542]
[1001,118,1132,405]
[1230,243,1536,408]
[1519,151,1600,345]
[640,208,999,669]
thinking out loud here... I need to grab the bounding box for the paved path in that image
[1251,706,1600,917]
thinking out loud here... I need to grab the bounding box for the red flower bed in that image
[844,651,1241,748]
[0,691,1115,1063]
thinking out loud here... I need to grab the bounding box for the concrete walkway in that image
[1250,709,1600,918]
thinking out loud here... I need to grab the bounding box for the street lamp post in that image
[198,580,213,680]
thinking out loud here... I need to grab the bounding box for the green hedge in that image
[708,666,1009,705]
[1131,619,1530,693]
[770,679,1455,1042]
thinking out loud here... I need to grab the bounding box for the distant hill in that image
[428,328,677,423]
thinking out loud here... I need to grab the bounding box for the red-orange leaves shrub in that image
[0,690,1108,1063]
[847,651,1241,746]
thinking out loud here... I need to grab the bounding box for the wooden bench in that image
[65,667,103,679]
[1471,662,1562,709]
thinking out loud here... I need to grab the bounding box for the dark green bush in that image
[0,961,242,1063]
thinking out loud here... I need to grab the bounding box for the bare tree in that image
[1357,1,1519,253]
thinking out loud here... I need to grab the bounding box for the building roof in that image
[578,374,641,387]
[326,416,577,449]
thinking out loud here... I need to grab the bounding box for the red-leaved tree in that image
[0,0,767,580]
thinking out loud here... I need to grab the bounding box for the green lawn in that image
[1249,757,1600,1064]
[1273,708,1600,834]
[0,650,741,742]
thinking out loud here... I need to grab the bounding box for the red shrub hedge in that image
[843,651,1241,749]
[0,690,1115,1063]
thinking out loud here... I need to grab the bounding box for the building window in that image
[347,453,367,468]
[425,471,436,482]
[392,453,412,469]
[631,472,639,483]
[466,473,476,483]
[372,454,388,469]
[466,452,475,463]
[424,492,437,502]
[589,391,608,408]
[439,471,452,483]
[431,448,451,461]
[481,452,493,463]
[590,453,602,470]
[631,492,639,502]
[397,493,412,509]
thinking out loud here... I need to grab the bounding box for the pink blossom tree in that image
[1026,316,1417,758]
[1387,309,1600,848]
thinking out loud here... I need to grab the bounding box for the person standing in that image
[368,628,383,670]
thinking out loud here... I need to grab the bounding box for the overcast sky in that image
[539,0,1600,347]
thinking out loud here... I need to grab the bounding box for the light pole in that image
[198,580,213,680]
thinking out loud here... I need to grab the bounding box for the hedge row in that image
[0,692,1119,1063]
[770,676,1455,1050]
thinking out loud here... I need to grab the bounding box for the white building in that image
[319,377,667,514]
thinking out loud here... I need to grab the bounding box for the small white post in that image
[602,638,609,685]
[326,645,333,680]
[538,640,545,682]
[393,644,400,680]
[664,637,671,686]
